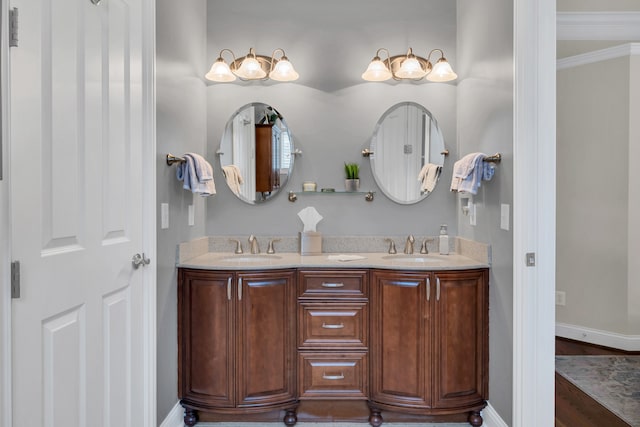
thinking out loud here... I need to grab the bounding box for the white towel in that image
[450,152,486,194]
[222,165,244,195]
[417,163,442,193]
[176,153,216,196]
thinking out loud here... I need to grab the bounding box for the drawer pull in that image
[322,373,345,380]
[322,322,345,329]
[321,282,344,288]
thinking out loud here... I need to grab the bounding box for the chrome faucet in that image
[404,235,415,254]
[248,235,260,254]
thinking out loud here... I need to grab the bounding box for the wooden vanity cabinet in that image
[178,268,298,426]
[369,268,489,427]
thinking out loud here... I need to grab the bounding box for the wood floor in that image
[555,337,640,427]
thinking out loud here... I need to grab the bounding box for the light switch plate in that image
[469,203,477,226]
[188,205,194,226]
[161,203,169,229]
[500,204,510,230]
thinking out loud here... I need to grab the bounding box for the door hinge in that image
[11,261,20,298]
[9,8,19,47]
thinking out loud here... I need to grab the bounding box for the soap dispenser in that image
[439,224,449,255]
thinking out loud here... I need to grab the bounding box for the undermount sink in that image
[382,254,440,263]
[217,254,283,263]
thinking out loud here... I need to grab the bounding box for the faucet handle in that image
[229,239,243,254]
[267,238,281,254]
[420,238,433,254]
[385,238,397,254]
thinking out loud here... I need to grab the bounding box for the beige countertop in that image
[178,251,489,271]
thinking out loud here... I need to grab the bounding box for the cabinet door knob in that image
[238,277,243,300]
[426,277,431,301]
[227,277,232,300]
[436,277,441,301]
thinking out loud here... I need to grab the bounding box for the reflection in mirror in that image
[370,102,446,204]
[219,102,294,204]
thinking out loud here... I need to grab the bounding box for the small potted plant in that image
[344,162,360,192]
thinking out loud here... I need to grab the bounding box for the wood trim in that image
[513,0,557,426]
[141,0,157,425]
[556,323,640,352]
[557,12,640,41]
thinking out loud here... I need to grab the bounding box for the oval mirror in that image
[219,102,295,204]
[370,102,446,204]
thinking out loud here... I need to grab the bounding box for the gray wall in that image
[205,1,458,238]
[557,53,639,335]
[457,0,514,423]
[156,0,208,420]
[155,0,515,423]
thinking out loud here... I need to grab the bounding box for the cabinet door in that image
[432,269,489,409]
[236,270,297,407]
[178,269,235,408]
[370,270,431,408]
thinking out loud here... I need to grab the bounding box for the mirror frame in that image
[218,102,295,205]
[369,101,447,205]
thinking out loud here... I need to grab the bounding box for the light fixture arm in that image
[217,48,238,64]
[426,48,445,64]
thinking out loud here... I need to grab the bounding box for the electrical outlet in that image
[555,291,566,306]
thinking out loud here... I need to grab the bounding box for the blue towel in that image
[176,153,216,196]
[450,152,495,195]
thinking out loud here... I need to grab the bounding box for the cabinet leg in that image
[367,405,384,427]
[283,408,297,426]
[183,407,198,427]
[468,410,483,427]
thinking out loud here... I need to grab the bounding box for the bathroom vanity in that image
[177,242,489,427]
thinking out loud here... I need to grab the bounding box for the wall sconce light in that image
[362,47,457,82]
[205,48,299,83]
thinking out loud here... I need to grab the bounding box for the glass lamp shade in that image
[269,57,299,81]
[205,59,236,82]
[396,56,427,79]
[234,55,267,80]
[361,57,392,81]
[426,58,458,82]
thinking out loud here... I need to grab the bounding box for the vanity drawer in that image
[298,269,368,299]
[298,303,368,349]
[298,353,368,399]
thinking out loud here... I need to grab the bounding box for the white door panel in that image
[10,0,147,426]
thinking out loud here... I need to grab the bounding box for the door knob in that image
[132,253,151,269]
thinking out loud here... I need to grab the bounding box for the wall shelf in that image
[288,190,375,202]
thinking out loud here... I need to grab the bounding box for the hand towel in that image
[418,163,442,193]
[222,165,244,195]
[176,153,216,196]
[450,152,487,195]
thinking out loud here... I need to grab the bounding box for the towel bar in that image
[166,154,186,166]
[483,153,501,163]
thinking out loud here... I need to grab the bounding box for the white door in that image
[9,0,151,426]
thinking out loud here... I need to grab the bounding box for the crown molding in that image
[557,42,640,69]
[557,12,640,40]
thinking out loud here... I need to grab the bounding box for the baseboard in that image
[482,402,508,427]
[556,322,640,352]
[159,402,184,427]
